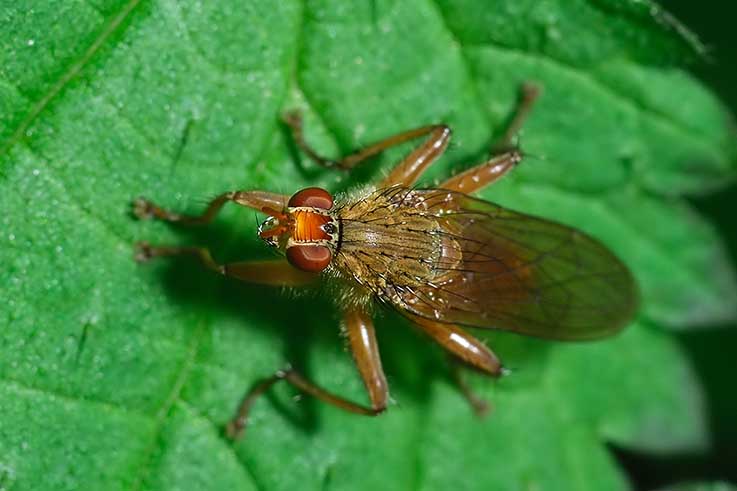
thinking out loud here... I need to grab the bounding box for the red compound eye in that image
[286,245,332,272]
[288,187,333,209]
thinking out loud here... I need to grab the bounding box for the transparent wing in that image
[395,190,639,340]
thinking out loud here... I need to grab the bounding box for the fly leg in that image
[132,191,311,284]
[343,308,389,412]
[134,244,318,286]
[439,83,540,194]
[448,356,492,417]
[438,150,522,194]
[411,317,503,375]
[493,82,541,153]
[133,190,288,225]
[284,110,450,174]
[378,125,451,187]
[411,317,502,415]
[226,308,388,440]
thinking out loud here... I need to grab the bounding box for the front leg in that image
[133,190,288,225]
[135,243,318,287]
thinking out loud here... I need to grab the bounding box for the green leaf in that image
[1,1,735,490]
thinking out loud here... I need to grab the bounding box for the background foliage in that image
[0,1,735,490]
[624,0,737,488]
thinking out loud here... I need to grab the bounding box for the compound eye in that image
[288,187,333,209]
[286,245,332,273]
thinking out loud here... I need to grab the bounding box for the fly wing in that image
[395,189,638,340]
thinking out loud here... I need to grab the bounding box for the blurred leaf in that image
[655,482,737,491]
[1,1,735,490]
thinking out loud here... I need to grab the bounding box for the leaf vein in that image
[0,376,152,420]
[463,41,719,151]
[0,0,146,158]
[130,318,208,491]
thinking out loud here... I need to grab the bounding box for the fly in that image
[133,84,638,439]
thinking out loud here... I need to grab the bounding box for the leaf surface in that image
[1,1,735,490]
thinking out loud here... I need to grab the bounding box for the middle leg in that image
[284,110,449,175]
[225,308,388,439]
